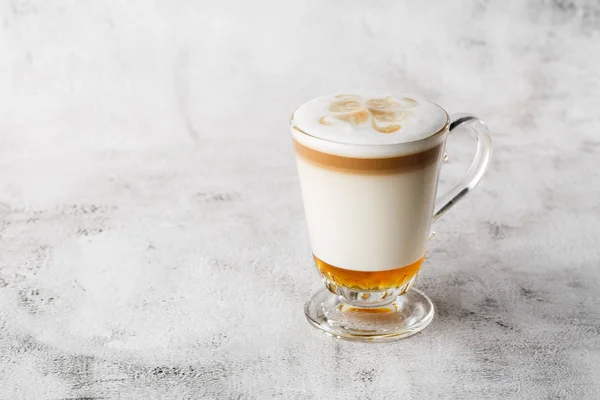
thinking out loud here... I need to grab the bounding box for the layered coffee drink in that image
[290,93,449,294]
[291,92,492,341]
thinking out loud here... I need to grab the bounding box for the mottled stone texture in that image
[1,0,600,399]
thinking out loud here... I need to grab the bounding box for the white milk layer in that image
[295,152,443,272]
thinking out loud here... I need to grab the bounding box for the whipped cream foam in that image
[290,92,449,158]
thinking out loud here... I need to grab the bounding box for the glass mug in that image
[289,93,492,341]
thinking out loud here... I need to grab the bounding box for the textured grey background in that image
[1,0,600,399]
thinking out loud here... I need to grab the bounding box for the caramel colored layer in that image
[314,255,424,291]
[345,307,395,314]
[294,140,442,174]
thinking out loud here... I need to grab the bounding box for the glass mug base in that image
[304,287,434,342]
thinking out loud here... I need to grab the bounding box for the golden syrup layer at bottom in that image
[314,255,425,291]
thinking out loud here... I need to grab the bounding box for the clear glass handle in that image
[433,113,493,222]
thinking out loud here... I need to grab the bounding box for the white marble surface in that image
[1,0,600,398]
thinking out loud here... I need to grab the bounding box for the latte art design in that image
[291,92,447,148]
[319,94,419,134]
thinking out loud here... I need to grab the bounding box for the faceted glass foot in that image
[304,288,434,342]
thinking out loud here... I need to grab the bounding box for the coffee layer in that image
[293,139,442,174]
